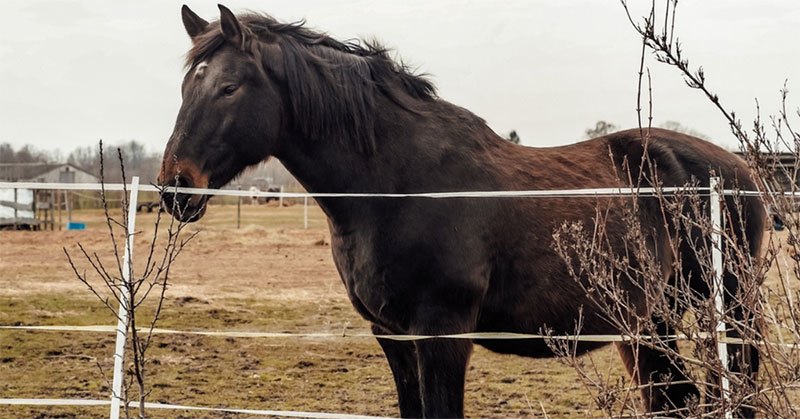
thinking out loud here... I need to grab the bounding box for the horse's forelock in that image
[185,29,225,70]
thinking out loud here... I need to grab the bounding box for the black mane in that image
[186,13,437,154]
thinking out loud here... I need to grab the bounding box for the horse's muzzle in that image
[160,175,208,222]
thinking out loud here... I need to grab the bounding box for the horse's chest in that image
[330,235,403,329]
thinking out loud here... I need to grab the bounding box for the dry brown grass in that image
[4,204,793,418]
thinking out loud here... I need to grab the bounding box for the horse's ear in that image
[181,5,208,39]
[218,4,246,50]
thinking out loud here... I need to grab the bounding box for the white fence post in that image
[303,196,308,229]
[110,176,140,419]
[709,177,732,418]
[279,185,284,208]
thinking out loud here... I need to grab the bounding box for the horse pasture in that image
[0,204,635,418]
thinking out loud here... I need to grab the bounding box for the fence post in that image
[709,176,731,418]
[66,190,72,224]
[279,185,284,208]
[237,185,241,229]
[57,190,62,231]
[49,190,55,231]
[110,176,140,419]
[13,188,18,230]
[303,196,308,229]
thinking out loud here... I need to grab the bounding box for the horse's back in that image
[502,128,754,189]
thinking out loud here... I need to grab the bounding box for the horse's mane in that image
[185,13,437,154]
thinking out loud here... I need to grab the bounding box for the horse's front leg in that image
[408,306,475,419]
[372,324,423,418]
[414,335,473,418]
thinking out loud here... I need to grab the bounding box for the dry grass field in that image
[0,203,792,418]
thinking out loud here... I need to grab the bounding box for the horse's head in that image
[160,5,437,221]
[159,5,286,222]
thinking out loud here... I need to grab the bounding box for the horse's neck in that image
[275,98,505,224]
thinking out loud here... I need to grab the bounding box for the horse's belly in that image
[474,289,619,358]
[475,337,608,358]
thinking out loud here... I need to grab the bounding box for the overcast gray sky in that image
[1,0,799,154]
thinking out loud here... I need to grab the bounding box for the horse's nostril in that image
[161,190,175,208]
[175,176,192,188]
[161,191,192,213]
[161,175,193,211]
[164,175,192,189]
[160,173,207,221]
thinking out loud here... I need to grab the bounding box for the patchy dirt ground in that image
[1,205,625,418]
[4,204,791,418]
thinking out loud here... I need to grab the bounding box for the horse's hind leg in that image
[372,324,422,418]
[616,319,700,414]
[721,271,760,418]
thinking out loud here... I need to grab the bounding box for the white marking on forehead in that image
[194,61,208,77]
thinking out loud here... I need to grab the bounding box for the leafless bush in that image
[63,142,195,418]
[545,2,800,417]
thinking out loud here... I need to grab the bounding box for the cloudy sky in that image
[1,0,799,154]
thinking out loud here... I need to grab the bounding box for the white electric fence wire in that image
[1,324,793,347]
[0,398,390,419]
[2,180,796,199]
[1,181,712,198]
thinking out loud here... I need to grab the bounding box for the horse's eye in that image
[222,84,239,96]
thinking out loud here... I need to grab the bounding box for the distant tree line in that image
[0,141,303,189]
[67,141,161,183]
[0,141,163,184]
[0,143,55,164]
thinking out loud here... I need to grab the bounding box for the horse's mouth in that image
[161,192,209,223]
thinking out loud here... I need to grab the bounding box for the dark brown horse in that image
[159,5,766,417]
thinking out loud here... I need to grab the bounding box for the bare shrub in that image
[545,2,800,416]
[64,142,195,418]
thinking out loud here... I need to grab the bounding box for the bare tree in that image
[505,130,521,144]
[64,142,195,418]
[586,120,620,138]
[659,120,710,141]
[545,1,800,416]
[0,143,52,164]
[67,140,163,184]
